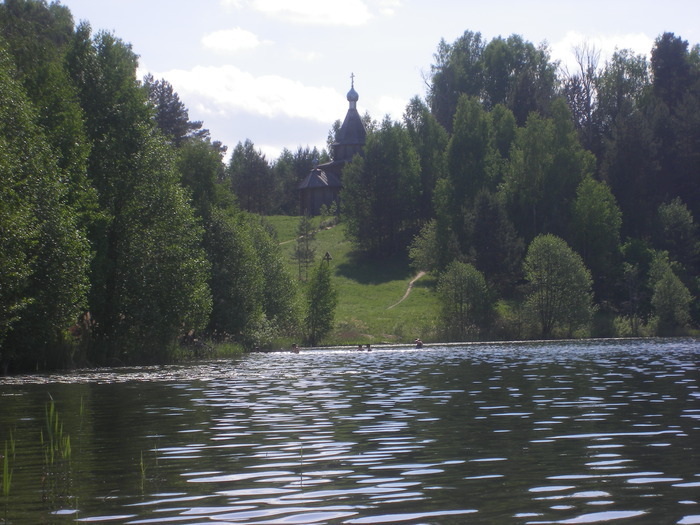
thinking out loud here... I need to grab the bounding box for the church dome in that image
[347,85,359,103]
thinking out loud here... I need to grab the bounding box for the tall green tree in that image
[428,30,485,132]
[502,99,595,243]
[143,74,206,147]
[292,214,316,281]
[250,219,300,337]
[437,261,493,341]
[524,234,594,338]
[228,139,274,214]
[0,45,91,369]
[342,117,421,257]
[404,96,448,222]
[445,96,492,217]
[304,260,338,346]
[66,26,211,362]
[471,189,524,294]
[204,208,263,343]
[176,136,230,218]
[570,176,622,299]
[649,252,692,335]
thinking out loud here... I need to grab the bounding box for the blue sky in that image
[58,0,700,161]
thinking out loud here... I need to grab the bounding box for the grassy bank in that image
[264,215,440,345]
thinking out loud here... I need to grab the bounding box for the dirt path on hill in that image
[387,271,426,309]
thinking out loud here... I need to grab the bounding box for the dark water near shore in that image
[0,339,699,524]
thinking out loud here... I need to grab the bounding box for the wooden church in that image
[298,76,366,215]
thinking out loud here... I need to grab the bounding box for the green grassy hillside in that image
[264,215,440,345]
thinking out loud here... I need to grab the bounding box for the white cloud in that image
[202,27,268,53]
[374,94,408,120]
[374,0,401,16]
[551,31,654,72]
[290,48,324,62]
[223,0,373,26]
[157,65,342,123]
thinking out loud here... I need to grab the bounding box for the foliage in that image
[0,44,90,369]
[570,176,622,299]
[227,139,274,214]
[143,74,207,147]
[342,117,422,257]
[649,252,692,334]
[501,99,596,243]
[2,2,700,367]
[524,234,594,338]
[204,208,263,343]
[66,25,211,363]
[437,261,493,341]
[304,261,338,346]
[292,215,316,281]
[409,220,440,273]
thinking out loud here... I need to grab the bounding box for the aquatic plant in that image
[40,398,74,510]
[2,433,15,522]
[41,398,71,466]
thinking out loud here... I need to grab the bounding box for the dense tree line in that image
[0,0,307,371]
[1,0,698,370]
[340,30,699,340]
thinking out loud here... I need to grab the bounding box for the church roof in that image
[297,168,342,190]
[334,76,366,147]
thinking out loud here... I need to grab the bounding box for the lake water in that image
[1,338,699,524]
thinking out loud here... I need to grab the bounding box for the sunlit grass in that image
[268,215,440,345]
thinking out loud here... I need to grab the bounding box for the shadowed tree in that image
[143,74,208,147]
[437,261,493,341]
[524,234,594,338]
[304,260,338,346]
[342,117,421,257]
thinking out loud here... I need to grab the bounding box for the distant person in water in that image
[414,338,423,348]
[358,344,363,351]
[366,344,371,351]
[292,343,299,353]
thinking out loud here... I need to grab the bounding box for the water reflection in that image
[0,339,698,523]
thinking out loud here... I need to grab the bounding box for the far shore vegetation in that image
[0,1,698,373]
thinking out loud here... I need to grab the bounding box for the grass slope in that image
[264,215,440,345]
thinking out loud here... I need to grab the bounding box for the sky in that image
[57,0,700,162]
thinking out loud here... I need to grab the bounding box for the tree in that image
[655,198,699,275]
[596,49,650,137]
[524,234,594,338]
[471,189,524,294]
[143,74,206,147]
[437,261,493,341]
[562,43,602,154]
[445,95,492,238]
[502,99,595,243]
[570,176,622,299]
[0,44,91,369]
[228,139,274,214]
[292,214,316,280]
[304,260,338,346]
[600,104,659,238]
[427,30,485,132]
[250,219,300,336]
[404,96,448,222]
[66,26,211,363]
[482,34,558,125]
[409,220,440,273]
[176,136,230,218]
[205,208,263,342]
[649,252,692,334]
[342,117,421,257]
[651,32,694,109]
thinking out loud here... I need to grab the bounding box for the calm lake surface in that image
[1,339,699,524]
